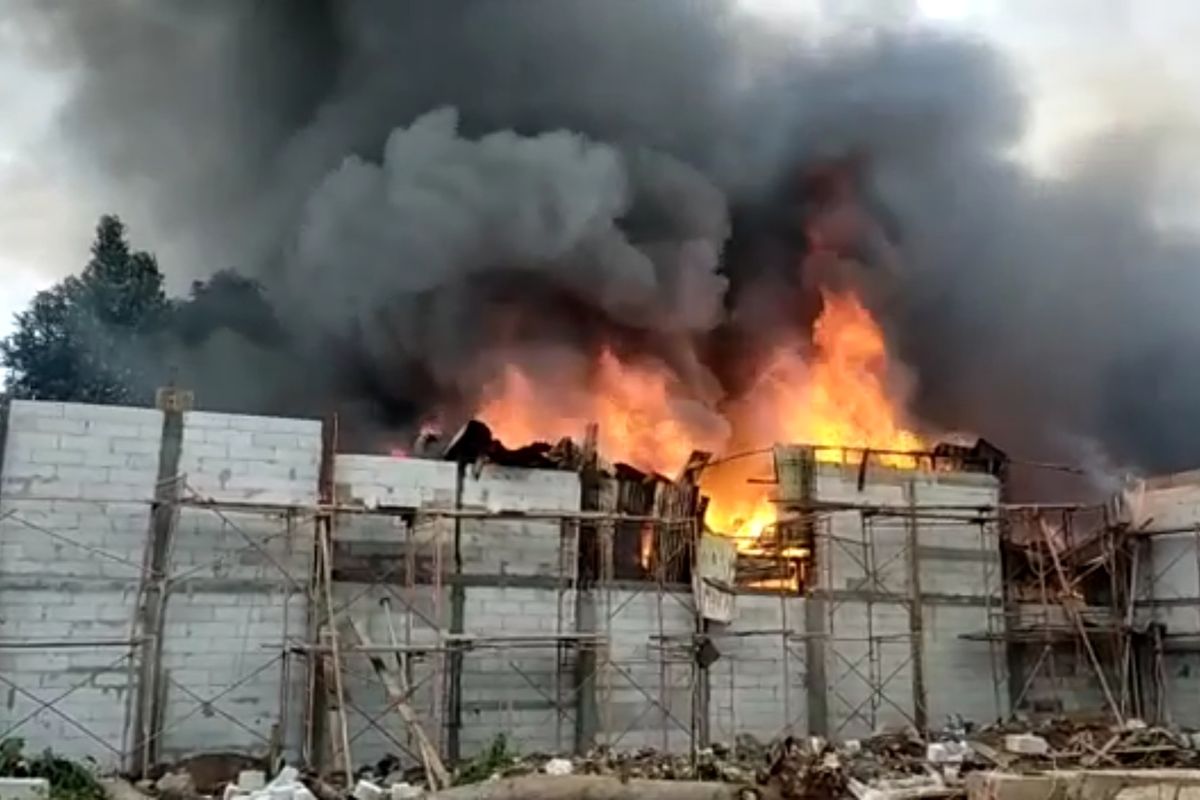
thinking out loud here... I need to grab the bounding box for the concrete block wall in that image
[158,411,321,760]
[0,400,163,768]
[708,594,806,744]
[811,467,915,737]
[910,475,1004,727]
[1122,475,1200,726]
[1134,502,1200,727]
[0,401,1027,766]
[459,466,580,578]
[1123,471,1200,533]
[460,586,577,755]
[331,454,582,761]
[807,463,1004,735]
[334,457,580,578]
[333,581,446,766]
[332,455,450,764]
[598,588,695,752]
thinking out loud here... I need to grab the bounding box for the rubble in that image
[974,716,1200,770]
[222,767,313,800]
[132,716,1200,800]
[1002,734,1048,756]
[154,771,196,800]
[351,781,384,800]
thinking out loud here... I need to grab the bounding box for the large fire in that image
[478,285,924,551]
[477,348,728,477]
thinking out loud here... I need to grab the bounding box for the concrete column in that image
[130,407,182,775]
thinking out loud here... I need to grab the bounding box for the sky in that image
[0,0,1198,342]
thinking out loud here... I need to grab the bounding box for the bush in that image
[0,738,106,800]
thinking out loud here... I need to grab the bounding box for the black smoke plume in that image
[11,0,1200,488]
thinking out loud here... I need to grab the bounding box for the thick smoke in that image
[11,0,1200,484]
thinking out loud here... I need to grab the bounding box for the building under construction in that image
[0,398,1195,780]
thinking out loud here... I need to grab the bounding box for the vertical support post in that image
[446,461,466,763]
[655,520,668,752]
[303,513,324,768]
[861,514,879,729]
[779,569,791,735]
[600,521,614,746]
[554,515,575,752]
[805,593,829,736]
[694,622,710,748]
[0,397,10,486]
[318,519,353,780]
[980,520,1005,721]
[304,416,336,769]
[904,482,928,733]
[801,450,828,736]
[130,405,183,776]
[573,463,602,754]
[275,511,295,765]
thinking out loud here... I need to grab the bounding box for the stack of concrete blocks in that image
[157,411,320,761]
[1127,471,1200,728]
[707,593,807,744]
[0,400,164,768]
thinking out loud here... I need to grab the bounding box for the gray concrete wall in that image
[597,587,695,752]
[0,400,1020,772]
[332,454,584,760]
[0,400,163,768]
[796,458,1005,737]
[158,410,320,761]
[1131,474,1200,727]
[707,593,807,744]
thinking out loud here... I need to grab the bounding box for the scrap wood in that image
[341,617,451,791]
[1078,733,1121,768]
[425,776,758,800]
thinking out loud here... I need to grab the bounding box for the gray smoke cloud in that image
[9,0,1200,483]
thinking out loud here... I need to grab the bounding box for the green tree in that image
[1,215,169,403]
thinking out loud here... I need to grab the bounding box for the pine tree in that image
[1,215,169,403]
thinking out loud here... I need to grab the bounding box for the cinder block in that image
[81,422,143,438]
[183,411,232,430]
[30,417,88,435]
[28,448,87,466]
[61,403,158,424]
[111,438,160,455]
[249,432,301,449]
[6,431,61,451]
[182,442,229,460]
[1004,733,1049,755]
[0,777,50,800]
[8,400,65,419]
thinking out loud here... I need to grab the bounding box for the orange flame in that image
[701,288,924,547]
[739,288,923,465]
[478,348,727,477]
[476,288,923,552]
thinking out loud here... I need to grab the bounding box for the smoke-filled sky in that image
[2,0,1200,481]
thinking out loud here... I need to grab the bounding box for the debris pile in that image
[971,716,1200,771]
[54,717,1200,800]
